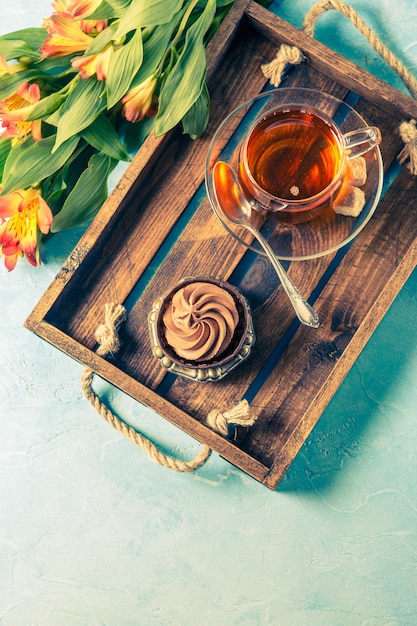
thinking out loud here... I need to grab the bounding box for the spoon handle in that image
[247,225,320,328]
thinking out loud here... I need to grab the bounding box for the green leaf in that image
[1,135,79,195]
[103,0,132,15]
[45,107,61,128]
[85,21,119,56]
[25,91,68,122]
[0,28,47,58]
[0,69,41,100]
[154,0,216,136]
[181,82,210,139]
[88,0,132,19]
[51,153,116,232]
[34,55,76,73]
[123,115,155,152]
[43,142,91,210]
[81,114,131,161]
[106,30,143,109]
[107,0,133,10]
[54,78,107,151]
[42,171,67,211]
[0,138,12,181]
[83,1,119,20]
[115,0,183,38]
[0,39,40,61]
[131,15,182,85]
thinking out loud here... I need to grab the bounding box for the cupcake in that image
[148,276,255,381]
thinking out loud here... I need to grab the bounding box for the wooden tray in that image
[25,0,417,490]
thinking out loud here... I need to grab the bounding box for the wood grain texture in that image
[25,1,417,489]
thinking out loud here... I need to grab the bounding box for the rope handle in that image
[81,303,257,473]
[261,0,417,173]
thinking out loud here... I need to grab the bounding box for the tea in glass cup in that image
[239,103,381,223]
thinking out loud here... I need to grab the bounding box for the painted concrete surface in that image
[1,1,417,624]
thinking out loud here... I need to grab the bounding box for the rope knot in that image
[261,44,304,87]
[398,120,417,174]
[94,303,126,356]
[206,400,255,436]
[206,409,229,436]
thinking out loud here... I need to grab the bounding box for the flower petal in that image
[0,189,23,218]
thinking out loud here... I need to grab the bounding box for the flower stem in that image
[157,0,200,77]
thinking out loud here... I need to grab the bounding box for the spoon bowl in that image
[213,161,320,328]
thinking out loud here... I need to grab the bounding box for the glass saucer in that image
[205,88,383,261]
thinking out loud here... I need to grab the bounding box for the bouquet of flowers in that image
[0,0,271,271]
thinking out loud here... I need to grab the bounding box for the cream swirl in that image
[162,282,239,362]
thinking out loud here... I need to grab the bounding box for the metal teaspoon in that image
[213,161,320,328]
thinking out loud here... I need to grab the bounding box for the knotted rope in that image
[398,120,417,174]
[261,44,304,88]
[261,0,417,173]
[81,303,257,473]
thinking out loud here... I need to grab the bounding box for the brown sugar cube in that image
[346,156,367,186]
[333,185,366,217]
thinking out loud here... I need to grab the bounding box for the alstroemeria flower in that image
[121,75,158,123]
[52,0,71,10]
[0,222,23,271]
[79,19,107,34]
[52,0,103,19]
[0,82,42,145]
[0,187,53,270]
[72,43,114,80]
[41,12,93,58]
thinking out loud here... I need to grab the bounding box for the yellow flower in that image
[121,76,158,123]
[52,0,103,19]
[52,0,71,10]
[0,188,53,270]
[72,43,114,80]
[41,12,93,58]
[0,82,42,145]
[79,19,107,34]
[49,1,107,35]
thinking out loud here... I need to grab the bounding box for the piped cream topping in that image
[162,282,239,362]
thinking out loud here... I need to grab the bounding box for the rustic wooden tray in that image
[25,0,417,489]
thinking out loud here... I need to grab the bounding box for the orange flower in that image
[41,12,93,58]
[0,188,53,270]
[121,76,158,123]
[52,0,71,10]
[0,82,42,145]
[72,43,114,80]
[52,0,103,20]
[79,19,107,34]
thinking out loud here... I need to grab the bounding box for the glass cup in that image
[238,102,381,224]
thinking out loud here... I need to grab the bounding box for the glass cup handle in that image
[343,126,382,158]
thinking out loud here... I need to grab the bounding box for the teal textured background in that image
[1,1,417,624]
